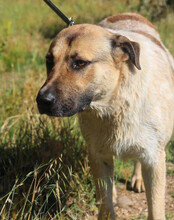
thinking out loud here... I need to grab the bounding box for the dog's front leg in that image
[88,150,116,220]
[142,150,166,220]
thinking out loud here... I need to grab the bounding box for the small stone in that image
[117,195,132,209]
[117,184,125,190]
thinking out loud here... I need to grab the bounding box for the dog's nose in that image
[36,89,56,106]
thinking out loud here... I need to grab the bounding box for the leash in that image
[43,0,74,26]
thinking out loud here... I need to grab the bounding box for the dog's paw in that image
[131,175,145,193]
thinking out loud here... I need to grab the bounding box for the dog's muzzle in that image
[36,88,93,117]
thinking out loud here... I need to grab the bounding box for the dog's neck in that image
[88,62,142,120]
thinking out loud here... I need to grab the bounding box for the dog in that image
[36,13,174,219]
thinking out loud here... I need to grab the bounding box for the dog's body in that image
[37,13,174,219]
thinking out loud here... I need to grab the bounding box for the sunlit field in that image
[0,0,174,219]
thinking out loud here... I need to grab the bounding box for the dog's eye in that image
[72,60,90,70]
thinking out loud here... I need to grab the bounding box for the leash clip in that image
[43,0,75,27]
[69,17,74,26]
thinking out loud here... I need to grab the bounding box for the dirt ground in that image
[114,176,174,220]
[87,175,174,220]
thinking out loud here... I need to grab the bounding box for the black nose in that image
[36,89,56,109]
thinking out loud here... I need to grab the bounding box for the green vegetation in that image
[0,0,174,219]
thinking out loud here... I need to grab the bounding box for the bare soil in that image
[86,175,174,220]
[114,176,174,219]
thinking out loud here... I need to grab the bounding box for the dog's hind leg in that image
[88,150,116,220]
[142,150,166,220]
[131,160,145,193]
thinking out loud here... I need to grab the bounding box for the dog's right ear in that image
[111,34,141,70]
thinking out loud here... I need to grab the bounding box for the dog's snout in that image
[36,89,56,114]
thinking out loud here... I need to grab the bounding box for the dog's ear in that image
[111,35,141,70]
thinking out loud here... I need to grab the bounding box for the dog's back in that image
[99,13,160,39]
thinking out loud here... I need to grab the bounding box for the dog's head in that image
[36,24,141,117]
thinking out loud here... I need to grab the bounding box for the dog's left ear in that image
[111,35,141,70]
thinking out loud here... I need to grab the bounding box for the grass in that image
[0,0,174,219]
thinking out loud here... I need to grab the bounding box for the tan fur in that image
[38,13,174,220]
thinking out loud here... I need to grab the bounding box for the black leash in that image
[43,0,74,26]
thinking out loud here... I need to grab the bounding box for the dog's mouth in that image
[37,93,93,117]
[37,102,90,117]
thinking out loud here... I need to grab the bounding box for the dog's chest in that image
[79,113,115,147]
[78,111,142,157]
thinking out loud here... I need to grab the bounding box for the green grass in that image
[131,214,146,220]
[0,0,174,219]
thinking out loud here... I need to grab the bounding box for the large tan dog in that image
[36,13,174,220]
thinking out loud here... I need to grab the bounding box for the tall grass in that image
[0,114,96,219]
[0,0,174,219]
